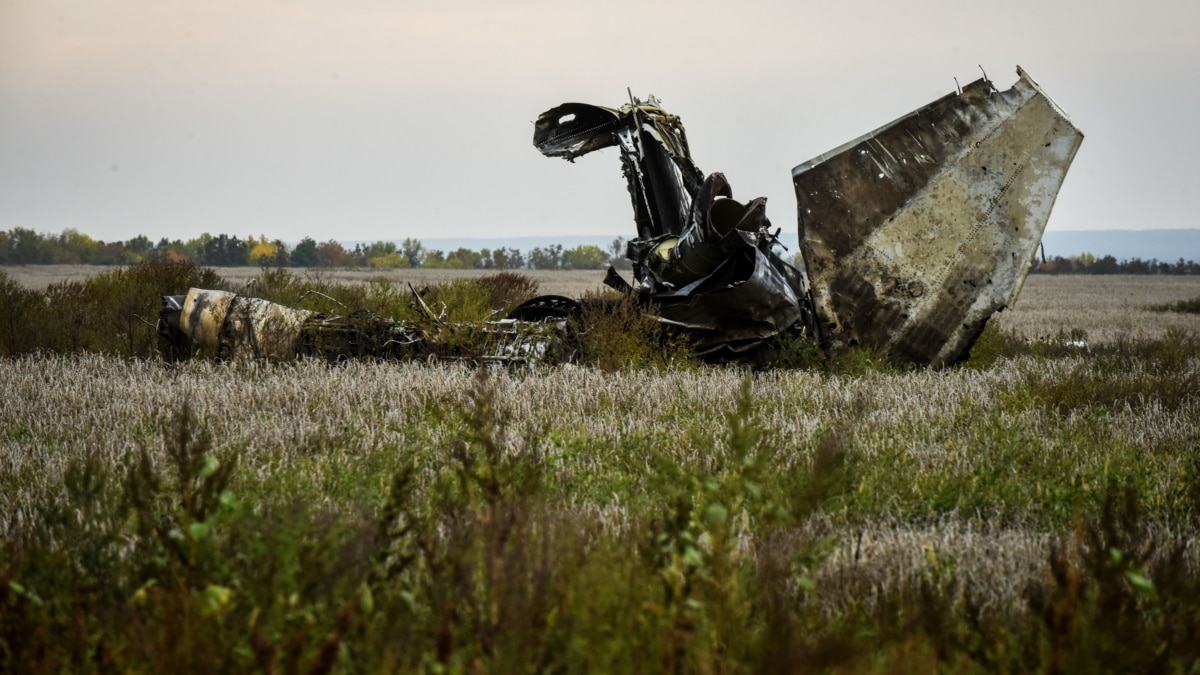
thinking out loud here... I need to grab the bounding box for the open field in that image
[996,275,1200,343]
[1,264,611,298]
[2,266,1200,671]
[6,264,1200,346]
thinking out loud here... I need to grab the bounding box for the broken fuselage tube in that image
[535,68,1082,365]
[158,68,1080,368]
[534,97,814,356]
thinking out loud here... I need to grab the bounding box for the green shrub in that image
[753,324,825,370]
[1002,330,1198,416]
[572,291,693,372]
[0,271,43,356]
[960,320,1030,368]
[478,271,540,310]
[0,261,224,357]
[1146,295,1200,314]
[822,342,907,376]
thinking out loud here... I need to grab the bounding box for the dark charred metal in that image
[534,96,814,356]
[156,286,573,366]
[159,67,1082,368]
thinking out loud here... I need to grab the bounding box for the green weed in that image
[572,291,695,372]
[1146,295,1200,314]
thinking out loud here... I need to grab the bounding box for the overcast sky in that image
[2,0,1197,245]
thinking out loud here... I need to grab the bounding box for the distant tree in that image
[401,238,425,268]
[368,252,406,268]
[8,228,49,264]
[364,241,397,258]
[292,237,319,267]
[487,247,525,270]
[527,244,563,270]
[1091,255,1119,275]
[444,247,485,269]
[609,237,632,270]
[248,240,281,266]
[150,238,194,263]
[1125,257,1150,275]
[57,229,103,264]
[125,234,153,255]
[316,240,353,267]
[269,239,291,266]
[422,249,446,267]
[184,233,214,263]
[201,234,249,266]
[561,244,609,270]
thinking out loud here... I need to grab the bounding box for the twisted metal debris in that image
[159,67,1082,367]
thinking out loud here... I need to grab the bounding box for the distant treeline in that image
[1030,253,1200,275]
[3,227,1199,274]
[0,228,619,271]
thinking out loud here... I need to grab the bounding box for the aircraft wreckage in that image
[158,66,1083,367]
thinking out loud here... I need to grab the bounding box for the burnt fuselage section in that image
[535,97,813,356]
[160,68,1081,368]
[537,67,1082,365]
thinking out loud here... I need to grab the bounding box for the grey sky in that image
[2,0,1197,244]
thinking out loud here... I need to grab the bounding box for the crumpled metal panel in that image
[534,96,810,356]
[176,288,313,359]
[651,245,807,354]
[793,66,1083,366]
[533,103,622,161]
[218,295,313,360]
[535,98,703,241]
[159,287,572,366]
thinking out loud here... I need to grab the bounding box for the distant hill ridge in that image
[365,229,1200,263]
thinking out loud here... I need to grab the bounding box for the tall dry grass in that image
[995,274,1200,342]
[3,349,1196,601]
[9,264,1199,345]
[1,264,609,298]
[3,265,1200,671]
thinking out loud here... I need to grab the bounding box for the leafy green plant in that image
[753,324,824,370]
[1146,295,1200,314]
[0,270,42,355]
[961,320,1030,368]
[123,403,240,586]
[572,291,694,372]
[1028,478,1200,674]
[1005,345,1197,416]
[0,260,224,357]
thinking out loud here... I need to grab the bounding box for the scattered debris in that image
[159,67,1082,367]
[158,286,573,366]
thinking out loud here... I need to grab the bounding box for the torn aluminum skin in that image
[158,67,1081,368]
[793,67,1084,366]
[535,97,812,356]
[157,287,572,366]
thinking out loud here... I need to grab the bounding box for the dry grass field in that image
[6,264,1199,345]
[2,263,1199,671]
[1,264,610,298]
[996,274,1200,342]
